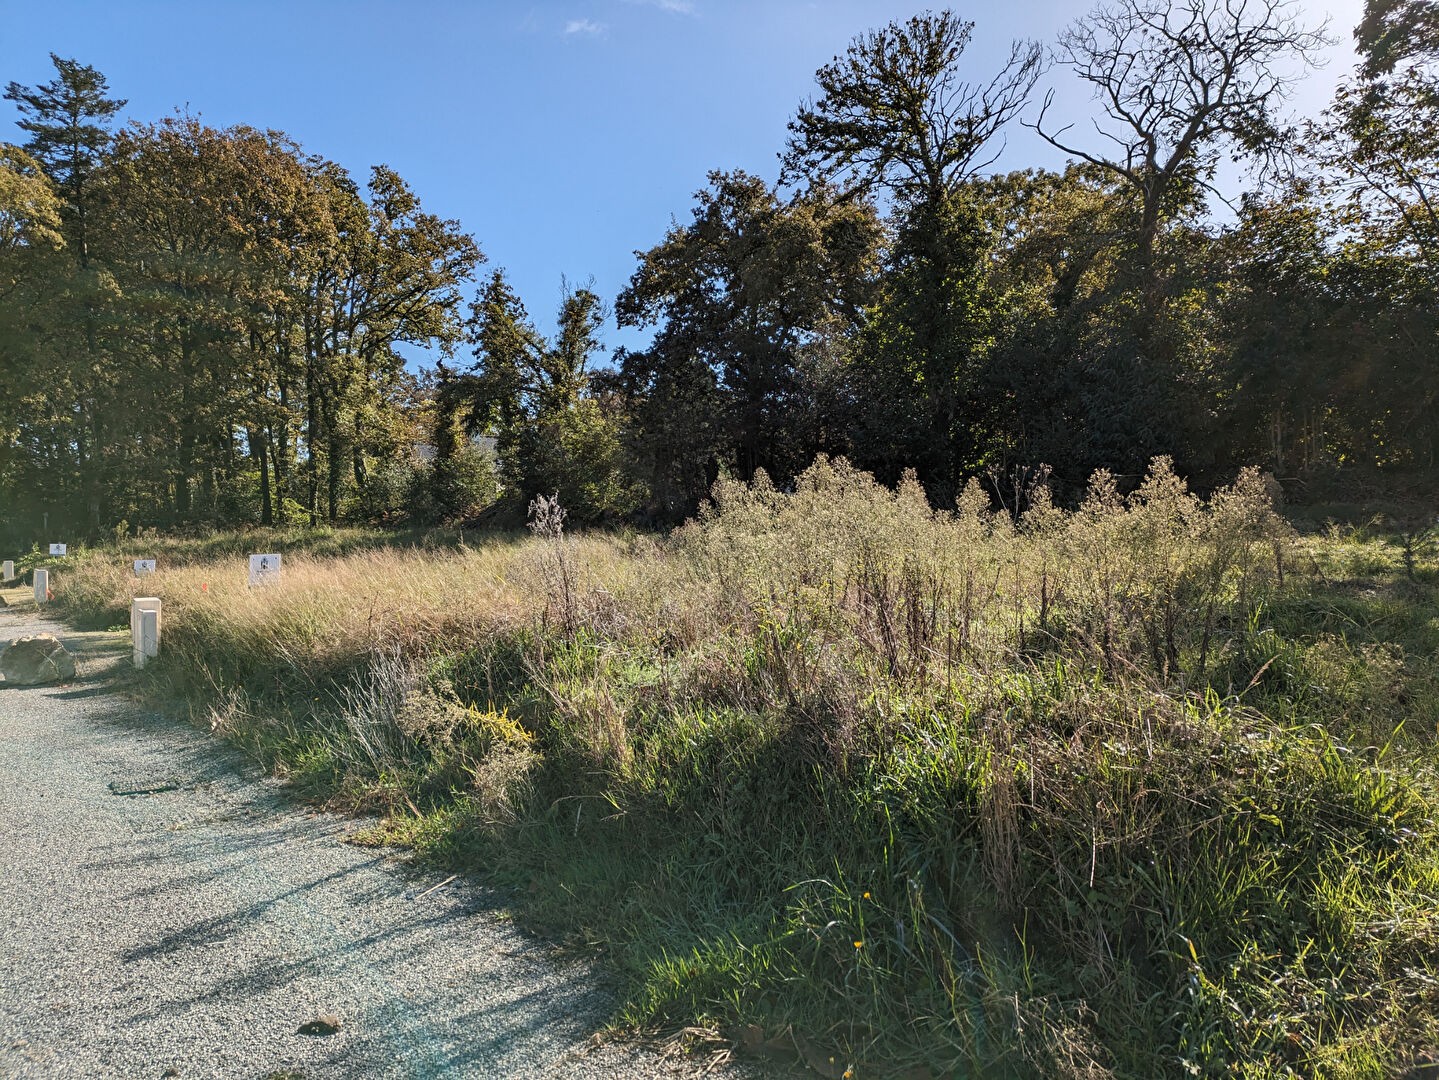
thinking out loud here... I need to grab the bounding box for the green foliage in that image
[616,170,883,516]
[0,62,482,540]
[507,397,640,523]
[850,188,1004,496]
[1355,0,1439,76]
[424,441,501,523]
[1036,0,1330,307]
[781,11,1041,207]
[450,269,638,522]
[0,144,64,262]
[8,4,1438,537]
[11,21,1439,1071]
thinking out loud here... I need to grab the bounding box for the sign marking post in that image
[249,554,281,587]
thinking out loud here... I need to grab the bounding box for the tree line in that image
[2,0,1435,543]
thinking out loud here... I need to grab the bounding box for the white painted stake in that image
[33,568,49,604]
[131,597,162,669]
[1,560,13,582]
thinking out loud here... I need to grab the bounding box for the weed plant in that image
[55,458,1439,1079]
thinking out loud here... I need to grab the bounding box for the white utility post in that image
[131,597,162,668]
[33,568,49,604]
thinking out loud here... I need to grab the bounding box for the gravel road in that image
[0,603,752,1079]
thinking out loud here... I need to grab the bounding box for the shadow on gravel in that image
[104,852,595,1077]
[118,861,384,963]
[91,699,263,776]
[0,620,658,1079]
[49,685,112,701]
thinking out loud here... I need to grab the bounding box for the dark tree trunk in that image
[250,428,273,525]
[276,368,292,523]
[175,434,195,516]
[306,379,322,526]
[327,427,343,523]
[266,429,284,525]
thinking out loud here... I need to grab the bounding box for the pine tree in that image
[5,54,126,267]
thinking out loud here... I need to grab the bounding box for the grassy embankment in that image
[50,459,1439,1079]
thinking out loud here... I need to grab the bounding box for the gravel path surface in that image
[0,604,751,1080]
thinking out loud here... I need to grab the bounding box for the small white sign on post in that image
[248,553,281,587]
[33,568,49,604]
[49,543,67,557]
[133,559,157,576]
[1,560,13,582]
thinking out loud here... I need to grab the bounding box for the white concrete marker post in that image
[136,608,160,668]
[130,595,161,643]
[133,559,156,576]
[248,553,281,587]
[2,560,13,582]
[131,597,162,668]
[48,543,66,557]
[33,568,49,605]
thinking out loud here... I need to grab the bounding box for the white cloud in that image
[624,0,697,15]
[564,17,607,34]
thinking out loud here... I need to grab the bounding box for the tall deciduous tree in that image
[0,145,64,295]
[617,170,882,517]
[781,13,1043,502]
[1321,0,1439,270]
[0,145,68,544]
[87,116,480,526]
[1299,0,1439,471]
[1032,0,1330,304]
[849,186,1005,496]
[301,165,481,522]
[99,118,293,518]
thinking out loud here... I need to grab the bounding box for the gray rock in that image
[0,633,77,685]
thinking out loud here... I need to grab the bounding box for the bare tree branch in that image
[1026,0,1330,296]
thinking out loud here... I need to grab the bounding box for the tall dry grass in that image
[63,456,1289,698]
[51,458,1439,1079]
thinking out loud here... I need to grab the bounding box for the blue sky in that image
[2,0,1365,366]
